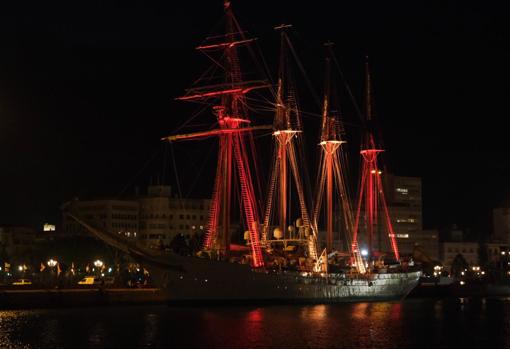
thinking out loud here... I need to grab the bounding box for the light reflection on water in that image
[0,299,509,349]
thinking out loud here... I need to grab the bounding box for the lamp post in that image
[47,259,58,287]
[94,260,104,277]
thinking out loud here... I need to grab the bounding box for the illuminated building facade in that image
[384,174,439,260]
[63,186,210,248]
[138,185,210,247]
[63,199,139,239]
[439,241,479,270]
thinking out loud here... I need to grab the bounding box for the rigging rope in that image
[170,142,184,209]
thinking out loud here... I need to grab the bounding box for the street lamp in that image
[47,259,57,267]
[94,260,104,268]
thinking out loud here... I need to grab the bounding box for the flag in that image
[40,262,46,272]
[4,262,10,272]
[57,263,62,276]
[71,262,75,275]
[85,264,90,273]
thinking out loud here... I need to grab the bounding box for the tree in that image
[451,253,469,278]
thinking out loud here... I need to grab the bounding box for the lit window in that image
[396,188,408,195]
[43,223,56,232]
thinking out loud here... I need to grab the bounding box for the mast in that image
[312,45,367,273]
[352,58,400,265]
[262,25,318,266]
[164,1,269,267]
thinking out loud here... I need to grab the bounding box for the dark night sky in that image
[0,1,508,237]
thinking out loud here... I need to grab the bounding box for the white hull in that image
[144,253,421,303]
[67,214,420,303]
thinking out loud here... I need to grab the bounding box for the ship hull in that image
[143,253,421,303]
[64,214,420,303]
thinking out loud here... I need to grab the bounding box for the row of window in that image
[140,224,205,231]
[140,213,172,219]
[111,205,138,211]
[168,204,206,210]
[396,219,417,223]
[117,231,137,238]
[82,213,137,220]
[139,214,207,221]
[140,234,165,240]
[112,223,137,229]
[447,248,476,254]
[112,214,137,220]
[148,224,167,229]
[178,214,205,220]
[487,249,502,256]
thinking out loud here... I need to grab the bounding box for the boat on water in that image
[67,1,420,303]
[66,213,420,303]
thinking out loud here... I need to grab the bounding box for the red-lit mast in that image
[317,49,344,252]
[163,1,267,267]
[352,59,400,264]
[262,25,318,264]
[312,46,365,273]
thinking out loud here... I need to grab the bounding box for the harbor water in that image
[1,298,510,348]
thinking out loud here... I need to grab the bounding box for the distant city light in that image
[43,223,56,232]
[361,249,368,257]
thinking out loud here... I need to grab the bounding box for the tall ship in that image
[68,1,420,303]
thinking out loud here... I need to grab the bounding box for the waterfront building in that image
[493,208,510,243]
[439,241,479,270]
[0,225,37,263]
[62,199,139,239]
[138,185,210,247]
[384,174,439,260]
[317,174,438,260]
[63,186,211,248]
[483,242,510,263]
